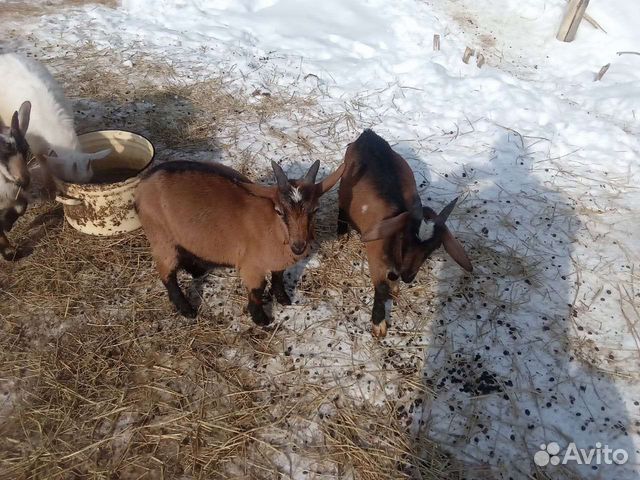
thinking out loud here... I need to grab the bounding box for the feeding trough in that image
[55,130,155,236]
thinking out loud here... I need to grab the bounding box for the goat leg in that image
[163,270,197,318]
[247,280,271,326]
[371,281,390,337]
[337,207,351,236]
[270,270,291,305]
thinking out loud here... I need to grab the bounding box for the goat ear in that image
[239,182,278,200]
[303,160,320,184]
[315,162,345,195]
[442,228,473,272]
[361,211,410,242]
[271,161,290,191]
[18,101,31,135]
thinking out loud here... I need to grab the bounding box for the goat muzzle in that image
[291,241,307,256]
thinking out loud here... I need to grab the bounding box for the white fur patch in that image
[290,186,303,203]
[418,219,435,241]
[361,204,368,213]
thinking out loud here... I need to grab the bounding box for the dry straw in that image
[0,40,459,479]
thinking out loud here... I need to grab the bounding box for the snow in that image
[2,0,640,478]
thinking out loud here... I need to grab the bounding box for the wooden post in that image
[476,53,485,68]
[557,0,590,42]
[433,34,440,51]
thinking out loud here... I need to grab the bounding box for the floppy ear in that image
[271,161,290,191]
[18,101,31,135]
[303,160,320,184]
[442,228,473,272]
[315,162,345,195]
[239,182,278,200]
[361,211,410,242]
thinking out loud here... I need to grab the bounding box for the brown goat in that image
[0,102,31,260]
[337,129,472,337]
[136,159,344,324]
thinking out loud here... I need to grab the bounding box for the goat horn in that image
[271,161,290,191]
[438,196,459,223]
[303,160,320,184]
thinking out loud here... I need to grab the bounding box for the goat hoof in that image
[177,303,197,318]
[372,321,388,338]
[251,311,272,326]
[273,290,292,305]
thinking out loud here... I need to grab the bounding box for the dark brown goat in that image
[136,159,344,324]
[337,129,472,337]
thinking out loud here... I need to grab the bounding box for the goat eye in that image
[311,207,319,214]
[274,206,284,216]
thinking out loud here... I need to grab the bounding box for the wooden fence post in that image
[557,0,590,42]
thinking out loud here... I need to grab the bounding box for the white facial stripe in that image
[418,219,435,241]
[290,186,303,203]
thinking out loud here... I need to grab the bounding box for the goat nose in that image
[16,177,29,189]
[291,241,306,255]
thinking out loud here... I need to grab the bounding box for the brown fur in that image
[338,129,472,337]
[136,160,344,324]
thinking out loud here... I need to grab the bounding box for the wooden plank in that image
[433,34,440,51]
[556,0,590,42]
